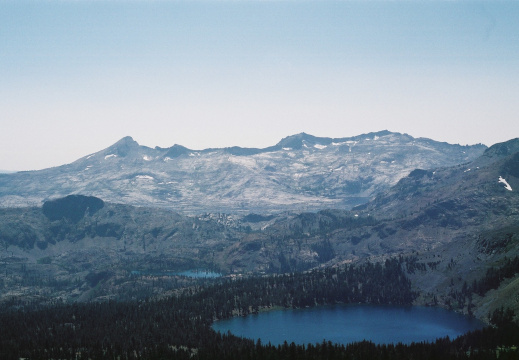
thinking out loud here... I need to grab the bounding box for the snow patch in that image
[314,144,327,150]
[282,147,292,151]
[498,176,513,191]
[136,175,154,180]
[373,135,379,141]
[332,140,357,152]
[86,154,95,160]
[104,154,117,160]
[464,169,471,173]
[143,155,153,161]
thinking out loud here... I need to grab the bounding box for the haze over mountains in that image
[0,131,486,213]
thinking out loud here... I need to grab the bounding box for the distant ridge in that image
[0,131,487,212]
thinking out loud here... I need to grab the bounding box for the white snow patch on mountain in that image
[498,176,513,191]
[136,175,154,180]
[314,144,327,150]
[282,147,292,151]
[143,155,153,161]
[86,154,95,160]
[105,154,117,160]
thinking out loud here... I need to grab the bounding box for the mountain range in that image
[0,131,486,213]
[1,132,518,323]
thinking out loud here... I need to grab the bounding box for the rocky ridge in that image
[0,131,486,213]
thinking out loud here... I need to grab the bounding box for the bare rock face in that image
[0,131,486,213]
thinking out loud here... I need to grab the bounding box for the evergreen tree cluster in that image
[439,256,519,314]
[470,256,519,296]
[193,257,416,320]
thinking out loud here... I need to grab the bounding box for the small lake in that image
[175,269,222,278]
[130,269,222,278]
[212,304,485,345]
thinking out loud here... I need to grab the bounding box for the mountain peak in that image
[483,138,519,157]
[106,136,140,157]
[164,144,191,158]
[473,138,519,167]
[114,136,138,146]
[276,133,329,149]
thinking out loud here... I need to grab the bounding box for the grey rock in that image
[0,131,486,213]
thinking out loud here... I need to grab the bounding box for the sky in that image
[1,0,519,171]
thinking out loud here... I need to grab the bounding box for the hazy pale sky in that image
[1,0,518,171]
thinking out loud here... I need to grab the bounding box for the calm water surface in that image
[212,304,485,345]
[130,269,221,278]
[175,269,222,278]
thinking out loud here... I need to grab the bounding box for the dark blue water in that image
[212,304,485,345]
[175,269,222,278]
[130,269,221,278]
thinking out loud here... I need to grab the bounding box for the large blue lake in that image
[212,304,485,345]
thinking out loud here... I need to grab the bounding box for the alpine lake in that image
[212,304,485,346]
[130,269,222,278]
